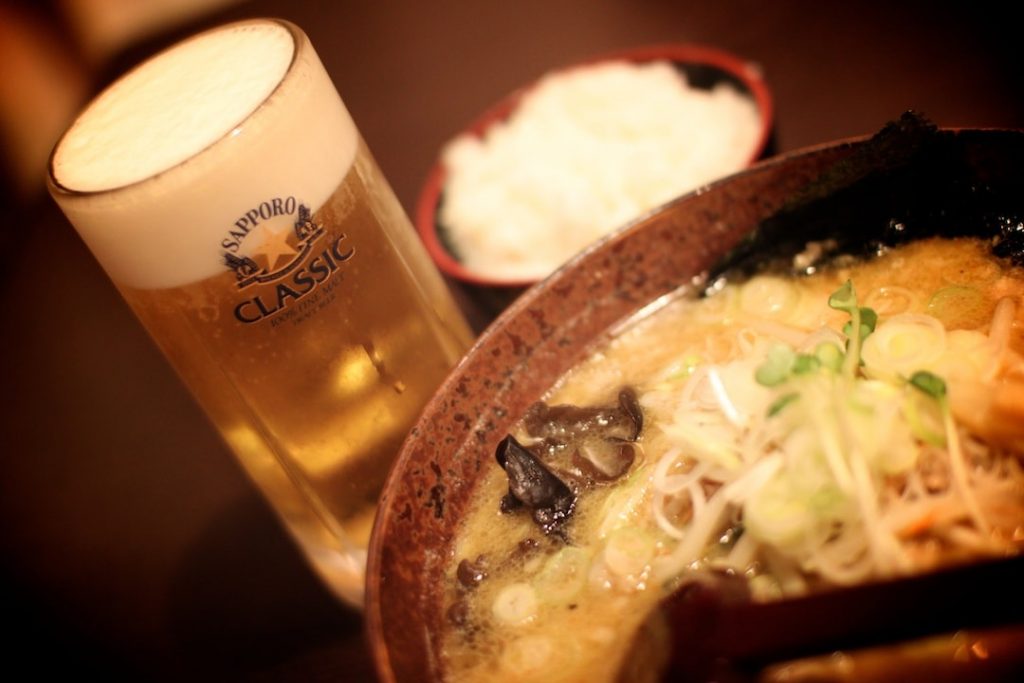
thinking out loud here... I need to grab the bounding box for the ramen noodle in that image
[441,236,1024,682]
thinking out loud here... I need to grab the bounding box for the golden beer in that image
[48,19,472,606]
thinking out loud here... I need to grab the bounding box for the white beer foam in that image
[50,20,358,290]
[53,23,294,191]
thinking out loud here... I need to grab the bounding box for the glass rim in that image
[47,17,305,199]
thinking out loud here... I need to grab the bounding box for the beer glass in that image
[48,18,473,607]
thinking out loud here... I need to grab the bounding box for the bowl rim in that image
[414,42,776,289]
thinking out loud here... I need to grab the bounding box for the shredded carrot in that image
[898,510,939,539]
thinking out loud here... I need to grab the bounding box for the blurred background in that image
[1,0,1022,679]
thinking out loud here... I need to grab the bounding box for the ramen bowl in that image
[416,44,774,314]
[369,122,1024,682]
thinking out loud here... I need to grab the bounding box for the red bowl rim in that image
[415,42,776,289]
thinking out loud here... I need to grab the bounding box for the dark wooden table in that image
[1,1,1021,679]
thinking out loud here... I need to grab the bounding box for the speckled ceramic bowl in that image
[417,44,774,313]
[367,125,1024,682]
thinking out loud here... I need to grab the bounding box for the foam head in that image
[49,19,358,290]
[52,22,294,192]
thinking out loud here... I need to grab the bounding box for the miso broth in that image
[441,237,1024,682]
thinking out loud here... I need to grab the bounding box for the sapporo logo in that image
[221,196,354,324]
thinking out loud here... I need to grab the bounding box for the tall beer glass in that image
[47,18,473,607]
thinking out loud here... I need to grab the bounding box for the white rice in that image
[439,59,762,282]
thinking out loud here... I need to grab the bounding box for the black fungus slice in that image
[446,599,470,627]
[523,388,640,446]
[521,386,643,485]
[456,555,489,589]
[617,387,644,440]
[496,435,575,536]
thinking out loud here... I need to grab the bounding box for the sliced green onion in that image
[744,474,813,549]
[492,582,539,626]
[534,547,592,605]
[740,275,801,320]
[927,285,988,328]
[939,330,1000,383]
[603,526,656,578]
[597,465,651,537]
[663,354,703,383]
[861,314,946,379]
[500,635,559,675]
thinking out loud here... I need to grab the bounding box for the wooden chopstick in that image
[664,555,1024,680]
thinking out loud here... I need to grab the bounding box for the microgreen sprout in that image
[828,280,876,379]
[843,307,878,341]
[909,370,947,400]
[814,341,844,372]
[827,279,857,312]
[755,340,847,392]
[755,345,796,387]
[755,283,879,419]
[792,353,820,375]
[907,369,989,533]
[767,392,799,417]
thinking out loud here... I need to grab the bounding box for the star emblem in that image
[247,224,297,270]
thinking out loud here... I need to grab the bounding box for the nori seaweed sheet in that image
[709,112,1024,284]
